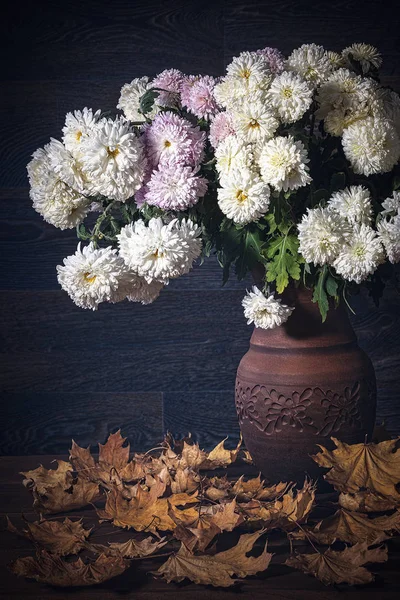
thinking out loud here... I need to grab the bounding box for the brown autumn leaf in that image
[7,517,91,556]
[303,508,400,546]
[153,530,271,587]
[9,550,129,587]
[242,449,254,464]
[70,430,147,486]
[285,542,388,586]
[21,460,100,514]
[232,475,289,502]
[170,499,244,552]
[170,467,200,494]
[107,536,168,558]
[242,480,315,530]
[200,435,243,470]
[312,437,400,499]
[98,482,199,532]
[339,491,400,513]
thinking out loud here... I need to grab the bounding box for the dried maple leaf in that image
[312,437,400,499]
[21,460,100,514]
[10,550,129,587]
[153,530,271,587]
[200,435,243,470]
[70,431,147,487]
[170,499,244,552]
[106,536,168,558]
[232,475,288,502]
[285,542,388,586]
[7,517,91,556]
[339,491,400,513]
[242,449,254,464]
[170,467,200,494]
[98,483,198,533]
[241,480,315,530]
[304,508,400,545]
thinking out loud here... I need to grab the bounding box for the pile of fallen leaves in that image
[7,431,400,589]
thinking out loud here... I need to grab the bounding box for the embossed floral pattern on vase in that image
[264,388,315,434]
[316,382,362,436]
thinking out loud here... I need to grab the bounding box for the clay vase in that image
[235,279,377,485]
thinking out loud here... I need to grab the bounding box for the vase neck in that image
[251,283,356,349]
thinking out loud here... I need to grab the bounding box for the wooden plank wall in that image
[1,0,399,455]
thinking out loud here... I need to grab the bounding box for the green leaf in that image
[325,274,339,298]
[312,189,330,205]
[265,233,302,293]
[312,266,329,321]
[393,175,400,191]
[265,213,277,235]
[139,88,159,116]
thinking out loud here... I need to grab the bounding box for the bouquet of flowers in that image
[27,43,400,329]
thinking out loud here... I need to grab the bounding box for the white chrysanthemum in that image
[218,169,270,224]
[80,117,146,202]
[323,105,372,137]
[232,96,279,143]
[112,271,164,305]
[242,286,294,330]
[46,138,87,193]
[376,88,400,138]
[377,214,400,264]
[316,69,378,119]
[333,225,385,283]
[327,51,346,69]
[298,207,349,266]
[267,72,313,123]
[377,215,400,263]
[381,191,400,217]
[27,147,89,230]
[328,185,372,225]
[62,107,101,158]
[215,52,272,109]
[117,217,202,283]
[342,117,400,176]
[286,43,332,86]
[56,243,127,310]
[259,135,312,192]
[226,51,272,90]
[215,134,252,177]
[117,76,157,122]
[342,43,382,74]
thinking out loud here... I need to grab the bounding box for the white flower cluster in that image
[242,286,294,329]
[297,185,400,284]
[27,108,147,230]
[213,48,319,225]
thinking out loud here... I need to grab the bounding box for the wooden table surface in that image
[1,455,400,600]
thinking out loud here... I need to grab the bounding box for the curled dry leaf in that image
[104,536,168,558]
[98,483,199,532]
[200,435,243,470]
[242,480,315,530]
[10,550,129,587]
[7,517,91,556]
[286,542,388,586]
[153,530,271,587]
[312,437,400,500]
[170,467,200,494]
[242,449,254,464]
[339,491,400,513]
[20,460,99,514]
[204,474,288,503]
[300,508,400,546]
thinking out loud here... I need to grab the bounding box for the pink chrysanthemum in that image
[143,112,206,168]
[256,47,285,74]
[180,75,200,106]
[152,68,184,107]
[145,163,208,210]
[209,112,236,148]
[181,75,220,121]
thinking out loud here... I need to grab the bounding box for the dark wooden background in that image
[1,0,400,455]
